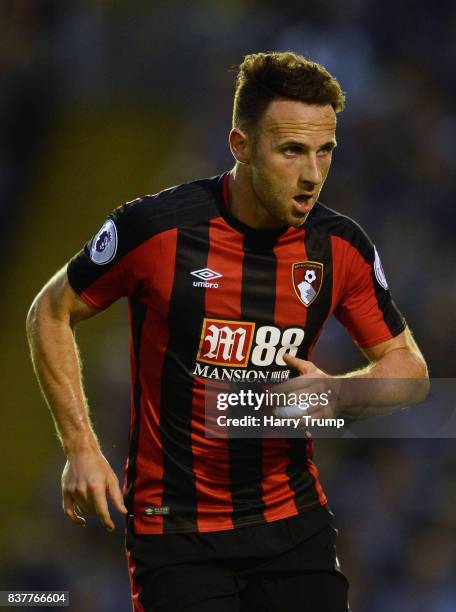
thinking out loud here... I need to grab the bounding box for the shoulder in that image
[308,202,374,260]
[111,175,221,235]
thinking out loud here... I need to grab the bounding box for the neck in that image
[227,163,284,230]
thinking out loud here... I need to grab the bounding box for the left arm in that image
[279,223,430,418]
[281,327,429,418]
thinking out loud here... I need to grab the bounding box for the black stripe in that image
[286,441,321,511]
[160,224,211,532]
[124,298,148,513]
[228,234,278,527]
[286,228,334,512]
[298,228,334,359]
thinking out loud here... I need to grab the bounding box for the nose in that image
[299,153,322,188]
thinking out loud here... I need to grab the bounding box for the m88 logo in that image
[196,318,305,368]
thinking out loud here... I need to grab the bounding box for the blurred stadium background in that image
[1,1,455,610]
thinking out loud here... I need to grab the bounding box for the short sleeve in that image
[67,200,144,310]
[334,228,406,349]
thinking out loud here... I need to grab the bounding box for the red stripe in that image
[205,217,243,319]
[335,239,394,347]
[81,229,168,309]
[125,229,178,534]
[80,263,125,309]
[261,438,299,521]
[192,378,235,531]
[191,217,244,531]
[125,547,145,612]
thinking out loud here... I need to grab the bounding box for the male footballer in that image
[27,52,428,611]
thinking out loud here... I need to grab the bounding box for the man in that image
[27,52,428,612]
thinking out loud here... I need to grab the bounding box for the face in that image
[247,100,337,228]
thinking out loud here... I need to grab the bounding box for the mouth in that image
[292,194,314,215]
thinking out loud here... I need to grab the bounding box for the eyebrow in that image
[279,140,337,151]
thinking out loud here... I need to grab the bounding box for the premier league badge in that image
[90,219,118,265]
[292,261,324,307]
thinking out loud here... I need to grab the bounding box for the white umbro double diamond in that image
[191,268,223,288]
[191,268,222,281]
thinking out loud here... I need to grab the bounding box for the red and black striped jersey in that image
[67,172,406,534]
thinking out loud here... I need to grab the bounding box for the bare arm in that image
[281,327,429,418]
[340,327,429,416]
[26,266,127,530]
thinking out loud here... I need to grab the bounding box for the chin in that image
[286,212,308,227]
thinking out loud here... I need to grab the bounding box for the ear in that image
[229,127,251,165]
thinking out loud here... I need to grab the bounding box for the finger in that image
[282,353,316,374]
[270,375,315,395]
[62,491,86,526]
[90,487,115,531]
[107,478,128,515]
[72,491,91,515]
[304,406,324,419]
[273,404,309,418]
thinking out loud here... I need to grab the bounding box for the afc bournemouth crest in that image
[292,261,324,307]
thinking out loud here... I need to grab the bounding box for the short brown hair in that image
[232,51,345,131]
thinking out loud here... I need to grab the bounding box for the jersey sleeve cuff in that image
[356,319,407,349]
[66,262,104,310]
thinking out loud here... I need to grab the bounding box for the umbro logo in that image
[191,268,222,288]
[191,268,222,281]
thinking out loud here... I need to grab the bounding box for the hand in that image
[61,449,128,531]
[271,353,339,419]
[282,353,328,379]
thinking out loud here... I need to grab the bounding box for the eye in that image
[282,146,302,156]
[317,145,335,157]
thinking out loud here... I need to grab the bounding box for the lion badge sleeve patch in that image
[90,219,118,265]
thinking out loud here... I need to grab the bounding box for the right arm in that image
[26,266,127,531]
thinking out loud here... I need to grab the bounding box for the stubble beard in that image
[250,155,312,228]
[252,176,307,228]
